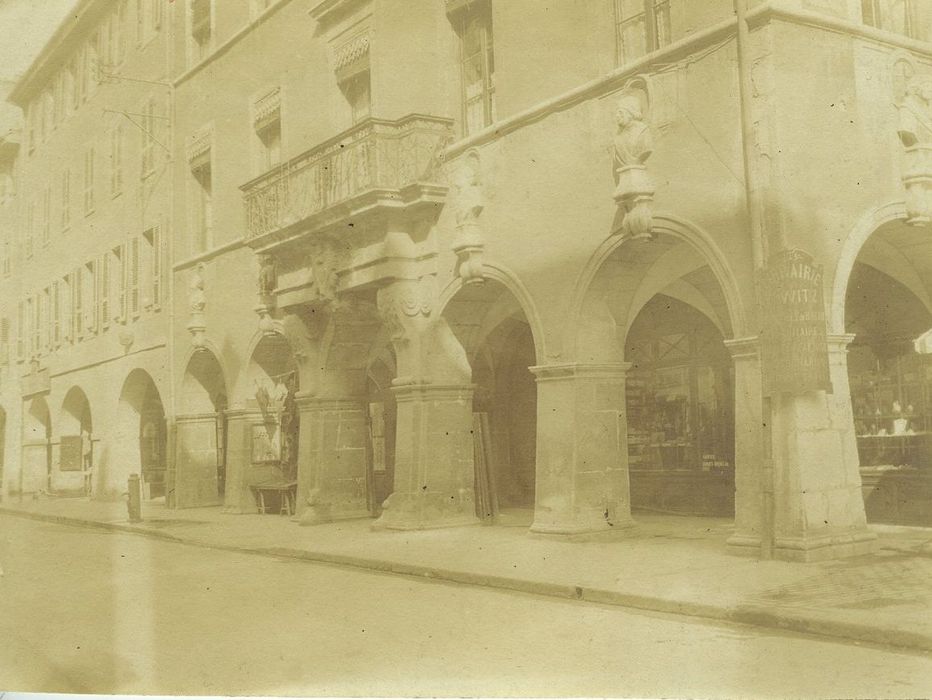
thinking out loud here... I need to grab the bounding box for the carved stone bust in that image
[189,263,206,314]
[613,94,653,175]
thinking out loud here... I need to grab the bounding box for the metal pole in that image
[734,0,775,559]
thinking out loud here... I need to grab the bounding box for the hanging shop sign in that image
[761,248,833,396]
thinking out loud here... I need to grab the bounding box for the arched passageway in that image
[567,227,740,535]
[841,220,932,526]
[443,278,539,526]
[625,295,734,516]
[23,395,52,494]
[366,345,397,515]
[59,387,94,495]
[175,349,229,507]
[117,370,167,500]
[240,332,299,514]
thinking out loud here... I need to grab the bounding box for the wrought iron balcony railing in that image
[241,114,454,240]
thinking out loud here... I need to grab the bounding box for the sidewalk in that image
[3,495,932,654]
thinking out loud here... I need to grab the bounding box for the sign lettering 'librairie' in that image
[761,249,833,396]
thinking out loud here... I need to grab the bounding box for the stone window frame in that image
[447,0,496,137]
[331,29,373,126]
[186,124,215,255]
[614,0,673,67]
[251,85,284,175]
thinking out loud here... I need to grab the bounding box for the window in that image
[54,73,64,125]
[137,0,162,45]
[29,295,39,356]
[129,236,140,317]
[114,244,127,321]
[84,147,95,215]
[25,201,34,258]
[254,89,282,172]
[862,1,927,40]
[144,225,162,308]
[41,186,51,246]
[16,301,24,360]
[111,126,124,195]
[84,261,98,335]
[72,267,83,340]
[191,0,212,60]
[454,2,495,136]
[42,288,50,352]
[0,317,9,365]
[615,0,671,65]
[70,56,82,111]
[100,252,111,327]
[52,281,61,346]
[345,72,371,125]
[61,169,71,231]
[141,98,157,177]
[192,161,212,253]
[2,241,10,277]
[43,90,54,139]
[87,33,100,94]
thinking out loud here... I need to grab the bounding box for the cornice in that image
[444,1,932,160]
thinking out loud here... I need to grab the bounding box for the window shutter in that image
[130,237,140,315]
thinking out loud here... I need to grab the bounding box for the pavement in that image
[2,494,932,655]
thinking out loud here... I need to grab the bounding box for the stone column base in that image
[371,383,479,531]
[774,530,876,563]
[372,490,479,531]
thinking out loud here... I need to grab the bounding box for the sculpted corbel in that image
[256,254,278,334]
[187,262,207,348]
[451,151,487,285]
[897,76,932,226]
[612,81,655,240]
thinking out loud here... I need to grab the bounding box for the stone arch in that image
[23,395,52,494]
[437,262,546,364]
[115,369,167,500]
[569,213,746,359]
[176,348,230,507]
[440,270,541,521]
[829,201,920,334]
[59,386,93,437]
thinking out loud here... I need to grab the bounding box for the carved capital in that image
[376,278,435,342]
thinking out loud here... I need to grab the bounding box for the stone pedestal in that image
[373,383,479,530]
[173,413,223,509]
[724,338,766,555]
[529,363,636,535]
[767,334,875,561]
[296,395,371,525]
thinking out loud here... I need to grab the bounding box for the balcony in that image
[241,114,454,242]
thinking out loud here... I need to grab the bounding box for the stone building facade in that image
[1,0,931,562]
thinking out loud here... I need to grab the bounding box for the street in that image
[0,514,930,697]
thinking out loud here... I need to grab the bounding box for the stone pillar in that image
[373,382,479,530]
[767,334,875,561]
[724,337,766,555]
[296,394,371,525]
[529,363,635,536]
[173,413,222,509]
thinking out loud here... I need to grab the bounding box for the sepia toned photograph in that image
[0,0,931,696]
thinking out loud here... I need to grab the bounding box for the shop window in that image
[452,2,495,136]
[615,0,672,65]
[625,296,734,515]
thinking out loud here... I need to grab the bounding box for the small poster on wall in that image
[251,423,280,464]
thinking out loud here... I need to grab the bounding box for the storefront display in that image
[625,297,734,516]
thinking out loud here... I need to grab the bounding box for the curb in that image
[3,506,931,655]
